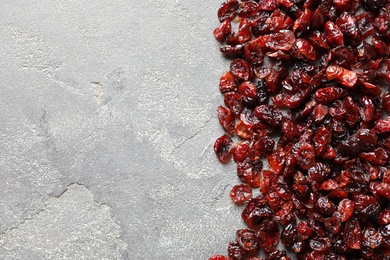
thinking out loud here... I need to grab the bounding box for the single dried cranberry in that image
[309,237,331,252]
[326,65,357,88]
[297,221,313,240]
[220,44,243,58]
[314,87,344,105]
[232,141,249,162]
[379,208,390,226]
[353,194,380,220]
[237,18,251,44]
[337,199,354,222]
[254,105,283,127]
[238,81,257,106]
[236,229,258,252]
[324,21,344,47]
[252,30,295,52]
[265,250,287,260]
[230,184,252,205]
[218,0,239,22]
[256,219,280,252]
[362,228,383,249]
[214,134,233,163]
[380,224,390,248]
[315,195,336,216]
[257,0,279,11]
[224,92,243,115]
[237,159,262,188]
[219,71,238,93]
[244,43,264,67]
[237,1,260,17]
[293,141,315,170]
[281,224,297,247]
[230,59,252,81]
[228,241,246,260]
[344,219,362,250]
[294,38,316,61]
[214,20,232,42]
[217,106,235,135]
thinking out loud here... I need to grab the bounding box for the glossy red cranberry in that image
[230,184,252,204]
[214,134,233,163]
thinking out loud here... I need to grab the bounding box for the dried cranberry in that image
[211,0,390,258]
[218,0,239,22]
[219,71,238,93]
[230,59,252,81]
[230,184,252,204]
[214,134,233,163]
[217,106,235,135]
[362,228,383,249]
[228,241,246,260]
[214,20,232,42]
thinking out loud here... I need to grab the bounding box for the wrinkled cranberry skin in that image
[254,105,283,126]
[324,21,344,46]
[219,72,238,93]
[230,184,252,205]
[214,20,231,42]
[363,228,383,249]
[236,229,258,252]
[256,219,280,252]
[217,106,235,135]
[214,134,233,164]
[230,59,252,81]
[344,219,362,250]
[228,241,246,260]
[218,0,239,22]
[380,224,390,248]
[293,142,315,170]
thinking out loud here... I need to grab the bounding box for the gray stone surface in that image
[0,1,244,259]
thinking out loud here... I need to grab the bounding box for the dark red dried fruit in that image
[217,106,235,135]
[218,0,239,22]
[326,65,357,88]
[337,199,354,222]
[214,134,233,163]
[324,21,344,47]
[219,71,238,93]
[309,237,331,252]
[230,184,252,205]
[236,229,258,252]
[214,20,231,42]
[344,219,362,250]
[228,241,246,260]
[254,105,283,127]
[230,59,252,81]
[293,141,315,170]
[362,228,383,249]
[212,0,390,258]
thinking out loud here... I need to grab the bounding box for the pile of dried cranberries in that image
[210,0,390,259]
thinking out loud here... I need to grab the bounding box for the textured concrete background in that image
[0,1,245,259]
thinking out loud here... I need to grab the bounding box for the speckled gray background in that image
[0,1,245,259]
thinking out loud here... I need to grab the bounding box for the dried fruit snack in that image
[211,0,390,259]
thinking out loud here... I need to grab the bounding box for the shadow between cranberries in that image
[211,0,390,259]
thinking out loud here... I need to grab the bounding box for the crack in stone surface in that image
[0,183,128,260]
[170,115,213,157]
